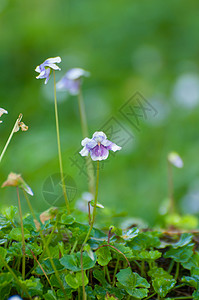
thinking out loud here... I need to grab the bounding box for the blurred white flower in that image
[76,192,93,213]
[173,73,199,108]
[168,152,183,168]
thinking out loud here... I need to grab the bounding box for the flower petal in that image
[90,145,109,161]
[79,146,89,157]
[0,108,8,117]
[45,63,61,71]
[66,68,90,80]
[81,137,97,149]
[36,69,48,79]
[92,131,107,143]
[107,142,122,152]
[56,77,80,95]
[81,137,92,146]
[44,56,61,65]
[44,68,51,84]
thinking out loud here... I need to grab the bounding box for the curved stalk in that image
[53,70,71,213]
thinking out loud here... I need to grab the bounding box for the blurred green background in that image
[1,0,199,226]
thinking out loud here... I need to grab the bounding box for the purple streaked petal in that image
[92,131,107,143]
[107,142,122,152]
[36,69,48,79]
[44,68,51,84]
[90,145,109,161]
[35,65,43,73]
[79,146,89,156]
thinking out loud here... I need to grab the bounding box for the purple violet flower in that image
[56,68,90,95]
[79,131,121,161]
[35,56,61,84]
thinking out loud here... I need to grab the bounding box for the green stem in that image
[112,257,119,286]
[144,292,157,300]
[105,265,111,284]
[53,70,70,214]
[0,253,32,299]
[141,260,145,277]
[81,249,86,300]
[175,262,180,281]
[82,160,100,246]
[81,160,99,300]
[77,88,95,195]
[70,239,78,254]
[22,191,66,298]
[168,159,175,214]
[17,187,25,280]
[0,113,23,163]
[168,259,174,273]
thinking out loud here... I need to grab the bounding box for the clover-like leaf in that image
[164,244,193,263]
[116,268,150,298]
[8,228,31,242]
[136,250,162,261]
[96,246,112,266]
[60,251,96,271]
[148,267,176,297]
[65,271,88,289]
[172,233,193,249]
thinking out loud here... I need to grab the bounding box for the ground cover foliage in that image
[0,205,199,299]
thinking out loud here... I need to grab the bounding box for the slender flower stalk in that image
[167,152,183,215]
[78,88,95,195]
[167,159,175,214]
[0,114,23,163]
[83,160,100,246]
[53,70,71,213]
[81,160,100,300]
[56,68,95,195]
[16,187,26,280]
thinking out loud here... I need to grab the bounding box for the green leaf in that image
[182,252,199,270]
[148,267,176,297]
[116,268,150,298]
[8,227,31,241]
[93,269,109,288]
[181,275,199,289]
[34,258,64,275]
[128,231,161,251]
[152,277,176,297]
[96,246,112,266]
[0,247,7,269]
[17,276,43,296]
[2,206,18,220]
[122,228,139,241]
[61,214,75,225]
[0,272,12,299]
[65,271,88,289]
[136,250,162,261]
[112,243,134,260]
[60,251,96,271]
[172,233,193,248]
[43,289,57,300]
[164,244,193,263]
